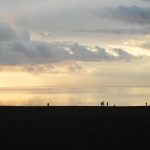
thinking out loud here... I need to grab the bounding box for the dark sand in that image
[0,106,150,149]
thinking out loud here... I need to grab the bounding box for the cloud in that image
[0,21,16,41]
[98,5,150,24]
[0,62,85,74]
[35,32,53,38]
[112,49,134,60]
[0,40,135,65]
[122,36,150,51]
[0,21,137,66]
[141,43,150,49]
[142,0,150,2]
[75,27,150,35]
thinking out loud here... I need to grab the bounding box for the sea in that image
[0,86,150,106]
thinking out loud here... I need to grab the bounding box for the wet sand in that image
[0,106,150,149]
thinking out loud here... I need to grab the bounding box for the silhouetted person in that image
[107,102,108,107]
[47,103,49,107]
[146,102,147,106]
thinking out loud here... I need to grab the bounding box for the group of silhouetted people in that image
[101,101,109,107]
[46,101,148,107]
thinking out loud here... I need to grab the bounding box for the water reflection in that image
[0,86,150,106]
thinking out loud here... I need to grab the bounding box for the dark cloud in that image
[112,49,133,61]
[0,40,135,65]
[98,5,150,24]
[75,27,150,35]
[0,21,16,41]
[142,0,150,2]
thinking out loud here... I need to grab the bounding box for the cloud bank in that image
[0,40,135,65]
[142,0,150,2]
[98,5,150,24]
[0,21,137,66]
[75,27,150,35]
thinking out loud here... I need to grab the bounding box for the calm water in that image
[0,86,150,106]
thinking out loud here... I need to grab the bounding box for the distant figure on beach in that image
[101,101,104,106]
[146,102,147,106]
[47,103,49,107]
[107,102,108,107]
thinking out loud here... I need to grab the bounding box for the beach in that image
[0,106,150,149]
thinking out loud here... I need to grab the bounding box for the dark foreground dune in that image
[0,106,150,149]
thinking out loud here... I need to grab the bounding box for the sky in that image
[0,0,150,88]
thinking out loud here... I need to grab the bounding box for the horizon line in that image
[0,85,150,90]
